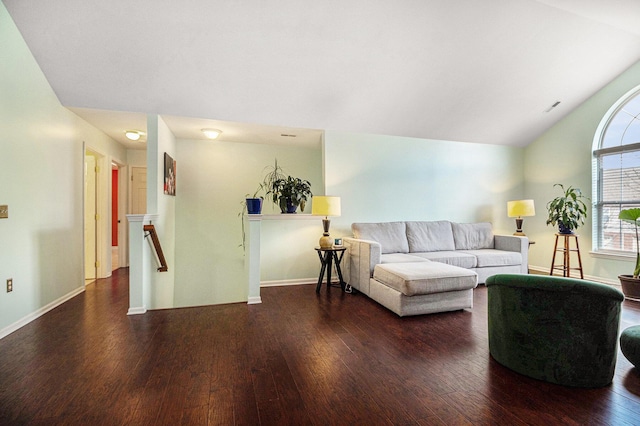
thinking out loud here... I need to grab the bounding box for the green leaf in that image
[619,208,640,223]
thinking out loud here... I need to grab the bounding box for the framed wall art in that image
[164,153,176,196]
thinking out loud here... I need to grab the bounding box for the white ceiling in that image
[5,0,640,148]
[67,107,324,149]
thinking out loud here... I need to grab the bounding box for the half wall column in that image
[246,215,262,304]
[126,213,159,314]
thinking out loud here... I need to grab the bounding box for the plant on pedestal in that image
[546,184,589,234]
[618,208,640,300]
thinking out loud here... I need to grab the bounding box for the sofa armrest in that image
[343,237,381,295]
[495,235,529,274]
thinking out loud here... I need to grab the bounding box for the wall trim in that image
[0,285,86,340]
[528,265,621,287]
[261,278,321,287]
[127,306,147,315]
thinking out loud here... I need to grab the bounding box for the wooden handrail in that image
[143,224,168,272]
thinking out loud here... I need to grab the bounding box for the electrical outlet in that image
[6,278,12,293]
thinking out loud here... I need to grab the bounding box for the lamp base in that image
[319,234,333,249]
[319,218,333,248]
[513,217,526,236]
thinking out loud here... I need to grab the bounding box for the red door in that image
[112,169,118,246]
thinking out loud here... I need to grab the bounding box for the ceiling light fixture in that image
[202,128,222,139]
[125,130,142,141]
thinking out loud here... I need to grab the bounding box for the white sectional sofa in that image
[344,221,528,316]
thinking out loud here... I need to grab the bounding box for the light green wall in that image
[524,60,640,281]
[146,115,176,309]
[323,131,525,238]
[173,140,322,307]
[0,1,125,334]
[5,0,638,322]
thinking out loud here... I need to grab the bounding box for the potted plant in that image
[239,159,286,249]
[242,159,286,215]
[618,208,640,299]
[244,185,264,215]
[271,176,312,213]
[262,159,287,205]
[546,184,589,234]
[238,187,262,250]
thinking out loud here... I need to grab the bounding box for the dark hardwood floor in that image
[1,268,640,425]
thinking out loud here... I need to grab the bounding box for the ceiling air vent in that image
[544,101,561,113]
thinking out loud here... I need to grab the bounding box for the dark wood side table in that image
[314,246,347,292]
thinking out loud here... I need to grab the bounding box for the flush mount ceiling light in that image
[125,130,143,141]
[202,128,222,139]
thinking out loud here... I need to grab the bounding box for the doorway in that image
[84,151,99,283]
[131,166,147,214]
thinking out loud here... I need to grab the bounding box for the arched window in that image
[593,85,640,254]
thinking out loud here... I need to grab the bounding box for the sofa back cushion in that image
[406,221,455,252]
[452,222,494,250]
[352,222,409,254]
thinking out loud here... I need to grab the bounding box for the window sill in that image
[589,250,636,262]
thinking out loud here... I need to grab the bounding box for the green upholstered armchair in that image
[487,274,624,388]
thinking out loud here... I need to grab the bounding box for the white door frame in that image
[110,159,129,269]
[84,152,98,281]
[83,144,109,281]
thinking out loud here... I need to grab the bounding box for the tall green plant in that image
[619,208,640,278]
[546,184,589,232]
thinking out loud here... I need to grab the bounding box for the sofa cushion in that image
[373,262,477,297]
[381,253,430,264]
[406,221,455,252]
[460,249,522,267]
[352,222,409,254]
[410,251,477,268]
[452,222,494,250]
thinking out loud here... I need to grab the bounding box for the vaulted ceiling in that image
[5,0,640,148]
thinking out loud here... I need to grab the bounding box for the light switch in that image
[0,205,8,219]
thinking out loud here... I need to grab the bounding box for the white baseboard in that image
[127,306,147,315]
[0,285,86,340]
[247,296,262,305]
[260,278,318,287]
[528,265,621,288]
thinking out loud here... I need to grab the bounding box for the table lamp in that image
[507,199,535,236]
[312,196,341,249]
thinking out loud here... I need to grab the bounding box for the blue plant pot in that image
[246,198,263,214]
[558,222,574,234]
[285,198,298,213]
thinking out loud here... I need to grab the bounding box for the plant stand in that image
[550,233,584,279]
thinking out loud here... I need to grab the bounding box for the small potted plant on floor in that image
[546,184,589,234]
[618,208,640,299]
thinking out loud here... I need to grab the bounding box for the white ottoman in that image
[369,261,478,316]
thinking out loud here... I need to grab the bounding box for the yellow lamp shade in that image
[507,199,535,218]
[312,196,341,217]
